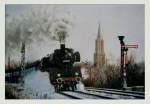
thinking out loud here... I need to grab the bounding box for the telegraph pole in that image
[19,41,26,84]
[21,42,25,72]
[118,36,138,90]
[8,56,10,69]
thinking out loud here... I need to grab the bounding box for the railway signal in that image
[118,36,138,90]
[121,45,138,48]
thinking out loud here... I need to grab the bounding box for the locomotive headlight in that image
[75,72,79,76]
[57,73,61,77]
[68,53,71,56]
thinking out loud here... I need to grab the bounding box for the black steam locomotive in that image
[40,44,82,91]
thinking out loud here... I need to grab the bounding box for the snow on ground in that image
[20,68,55,99]
[7,67,86,99]
[53,93,73,99]
[76,82,85,91]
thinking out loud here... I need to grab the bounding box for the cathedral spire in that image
[97,23,101,38]
[94,23,106,69]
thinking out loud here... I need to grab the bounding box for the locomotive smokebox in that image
[60,44,65,50]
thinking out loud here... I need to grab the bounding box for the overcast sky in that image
[6,4,144,63]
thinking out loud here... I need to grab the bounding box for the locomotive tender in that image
[40,44,82,91]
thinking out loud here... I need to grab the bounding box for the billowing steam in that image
[51,19,72,44]
[6,5,74,62]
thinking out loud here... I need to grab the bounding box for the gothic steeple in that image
[97,23,101,38]
[94,23,106,69]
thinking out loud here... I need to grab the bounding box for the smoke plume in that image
[6,5,74,62]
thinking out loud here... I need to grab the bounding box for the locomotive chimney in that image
[60,44,65,50]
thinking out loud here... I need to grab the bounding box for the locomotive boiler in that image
[40,44,82,91]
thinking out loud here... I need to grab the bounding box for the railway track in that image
[6,83,144,99]
[58,92,82,99]
[85,87,145,99]
[58,91,116,99]
[87,87,144,95]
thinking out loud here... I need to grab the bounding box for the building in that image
[94,24,106,69]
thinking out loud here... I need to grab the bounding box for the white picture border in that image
[0,0,149,104]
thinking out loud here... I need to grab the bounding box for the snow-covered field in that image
[6,68,85,99]
[17,69,55,99]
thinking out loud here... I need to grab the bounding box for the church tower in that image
[94,24,106,69]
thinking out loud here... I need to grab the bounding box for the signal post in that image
[118,36,138,90]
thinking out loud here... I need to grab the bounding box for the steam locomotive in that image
[39,44,82,91]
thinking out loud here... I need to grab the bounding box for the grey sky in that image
[6,4,144,63]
